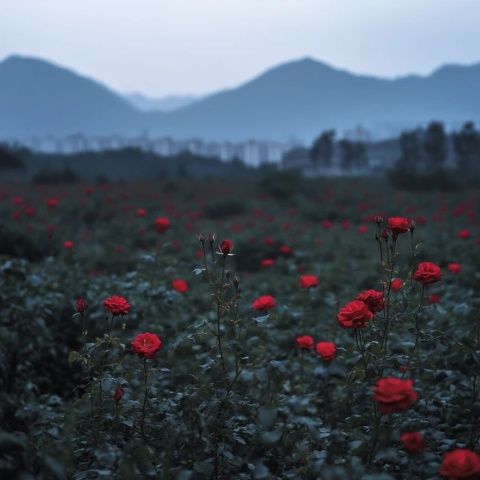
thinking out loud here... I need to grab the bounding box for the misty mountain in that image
[1,55,480,141]
[0,55,151,137]
[125,92,200,112]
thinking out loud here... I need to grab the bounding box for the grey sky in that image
[1,0,479,96]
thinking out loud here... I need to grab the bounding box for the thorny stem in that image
[354,329,369,379]
[410,285,425,358]
[232,284,241,377]
[216,256,227,373]
[140,358,149,437]
[367,409,382,466]
[383,237,397,357]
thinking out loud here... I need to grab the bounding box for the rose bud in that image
[76,298,87,314]
[114,386,124,403]
[219,239,234,255]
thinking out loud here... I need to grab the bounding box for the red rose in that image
[24,207,35,218]
[447,263,462,275]
[321,220,333,229]
[172,278,188,294]
[391,278,404,293]
[261,259,275,268]
[104,295,131,316]
[356,289,385,313]
[400,431,424,454]
[279,245,293,255]
[131,332,162,359]
[113,386,124,403]
[47,197,59,209]
[413,262,442,285]
[296,335,314,350]
[264,237,276,247]
[458,229,471,240]
[76,298,87,313]
[440,449,480,479]
[316,342,336,362]
[387,217,411,236]
[64,240,74,250]
[299,275,319,289]
[252,295,276,312]
[373,377,417,414]
[336,300,373,329]
[429,293,441,304]
[219,239,234,255]
[154,217,170,233]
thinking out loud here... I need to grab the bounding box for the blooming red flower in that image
[24,206,35,218]
[321,220,333,229]
[47,197,59,209]
[264,237,275,247]
[316,342,336,362]
[154,217,170,233]
[219,239,234,255]
[104,295,131,316]
[458,229,471,240]
[413,262,442,285]
[131,332,162,359]
[388,217,411,236]
[337,300,373,329]
[400,431,425,454]
[252,295,276,312]
[429,293,441,304]
[279,245,293,255]
[356,289,385,313]
[447,263,462,275]
[299,275,319,289]
[76,298,87,313]
[373,377,417,415]
[261,259,275,268]
[136,208,147,217]
[172,278,188,293]
[296,335,314,350]
[64,240,74,250]
[440,449,480,479]
[391,278,404,292]
[114,386,124,403]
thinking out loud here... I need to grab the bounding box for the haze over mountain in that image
[125,92,200,112]
[1,54,479,142]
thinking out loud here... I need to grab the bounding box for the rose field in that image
[1,175,480,480]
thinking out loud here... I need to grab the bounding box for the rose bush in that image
[0,178,479,479]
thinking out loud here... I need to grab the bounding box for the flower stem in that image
[140,358,149,437]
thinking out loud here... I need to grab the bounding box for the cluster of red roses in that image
[78,294,163,381]
[296,335,336,362]
[336,289,384,329]
[101,295,162,360]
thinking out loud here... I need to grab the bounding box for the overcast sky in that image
[1,0,480,97]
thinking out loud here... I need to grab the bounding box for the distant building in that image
[3,134,294,166]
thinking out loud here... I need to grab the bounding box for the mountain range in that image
[1,54,479,142]
[124,92,200,112]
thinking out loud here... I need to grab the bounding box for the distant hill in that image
[125,92,200,112]
[0,55,150,137]
[1,55,480,141]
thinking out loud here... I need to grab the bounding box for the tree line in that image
[307,121,480,182]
